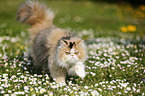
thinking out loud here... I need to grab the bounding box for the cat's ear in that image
[77,40,84,45]
[60,40,68,46]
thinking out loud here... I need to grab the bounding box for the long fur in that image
[16,0,54,41]
[16,0,87,84]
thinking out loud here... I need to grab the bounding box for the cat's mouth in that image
[68,57,78,63]
[70,58,75,61]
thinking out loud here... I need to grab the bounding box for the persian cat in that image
[16,0,87,84]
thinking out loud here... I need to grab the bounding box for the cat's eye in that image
[65,52,70,55]
[75,52,79,55]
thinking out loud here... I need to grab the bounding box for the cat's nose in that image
[71,54,74,56]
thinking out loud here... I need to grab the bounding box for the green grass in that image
[0,0,145,95]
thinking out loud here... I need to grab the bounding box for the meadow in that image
[0,0,145,95]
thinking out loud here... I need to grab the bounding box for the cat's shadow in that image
[21,55,80,85]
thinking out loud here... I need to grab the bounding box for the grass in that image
[0,0,145,95]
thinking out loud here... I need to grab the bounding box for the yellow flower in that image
[46,81,49,84]
[20,45,24,50]
[40,88,46,93]
[127,25,136,32]
[30,88,33,91]
[49,93,53,96]
[46,77,49,79]
[121,26,127,32]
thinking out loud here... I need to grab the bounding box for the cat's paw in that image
[75,65,86,79]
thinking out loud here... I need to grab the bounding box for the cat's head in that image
[56,37,87,68]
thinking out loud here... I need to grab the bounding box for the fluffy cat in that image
[16,0,87,84]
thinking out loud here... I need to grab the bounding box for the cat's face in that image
[56,38,87,68]
[62,47,80,64]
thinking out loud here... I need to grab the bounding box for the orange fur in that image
[16,0,54,42]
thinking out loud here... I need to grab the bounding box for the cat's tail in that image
[16,0,55,40]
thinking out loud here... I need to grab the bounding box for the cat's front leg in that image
[49,63,66,85]
[75,62,86,79]
[68,62,86,79]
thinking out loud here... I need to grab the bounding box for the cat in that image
[16,0,87,84]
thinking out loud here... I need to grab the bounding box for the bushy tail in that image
[16,0,55,40]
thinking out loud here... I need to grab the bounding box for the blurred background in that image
[0,0,144,43]
[0,0,145,38]
[0,0,144,36]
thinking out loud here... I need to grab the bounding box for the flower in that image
[98,88,102,91]
[34,74,37,77]
[40,88,46,94]
[13,91,25,95]
[120,83,128,87]
[91,90,100,96]
[30,88,33,91]
[121,25,136,32]
[95,83,98,87]
[1,90,5,94]
[20,45,24,50]
[136,89,140,92]
[32,94,36,96]
[142,79,145,81]
[24,86,29,90]
[8,90,12,93]
[121,26,127,32]
[117,92,121,94]
[49,92,53,96]
[126,87,131,91]
[84,86,89,89]
[90,72,96,76]
[46,76,49,79]
[127,25,136,32]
